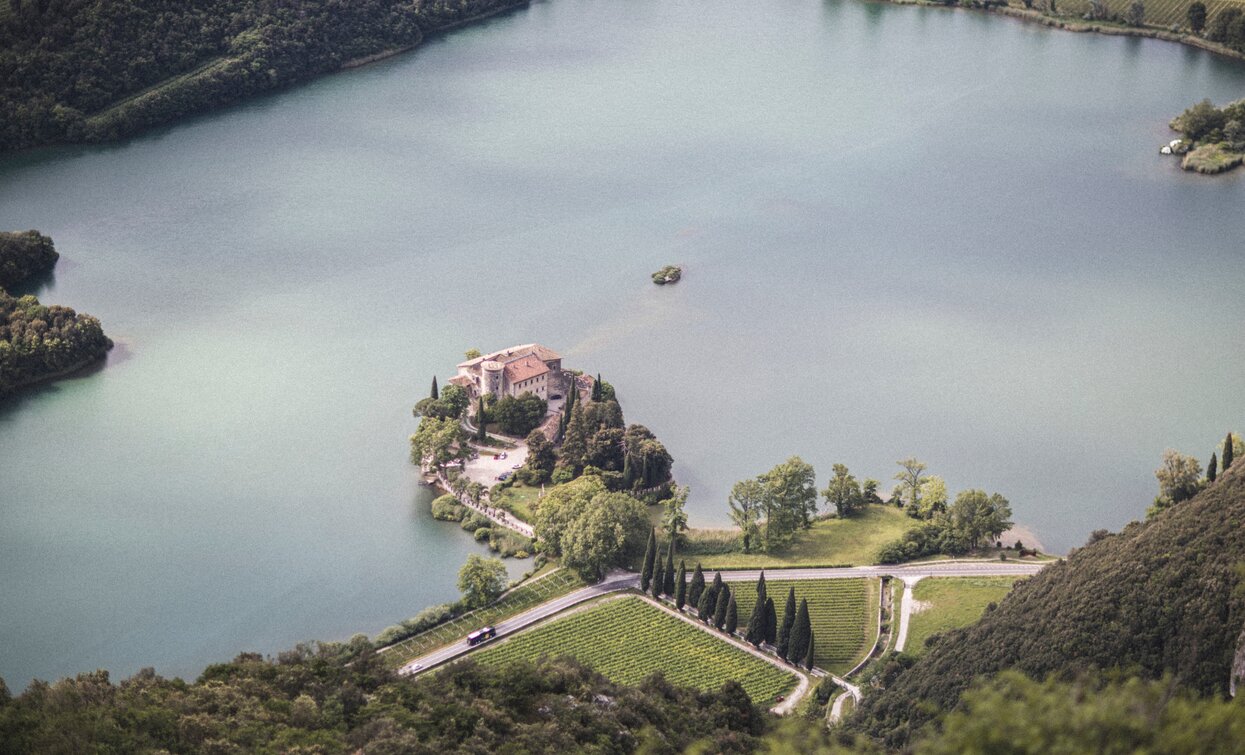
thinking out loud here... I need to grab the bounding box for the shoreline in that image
[341,2,531,70]
[0,346,112,402]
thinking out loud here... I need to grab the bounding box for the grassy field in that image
[694,505,915,569]
[476,596,799,703]
[380,569,584,667]
[904,576,1021,655]
[730,578,877,676]
[491,483,542,523]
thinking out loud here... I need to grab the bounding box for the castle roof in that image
[458,343,560,370]
[504,354,550,384]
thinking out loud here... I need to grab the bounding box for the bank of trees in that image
[1148,433,1240,517]
[0,230,57,289]
[0,290,112,399]
[532,476,649,580]
[491,391,546,436]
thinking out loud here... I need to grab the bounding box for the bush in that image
[373,601,460,647]
[461,513,490,533]
[431,494,467,522]
[474,526,492,541]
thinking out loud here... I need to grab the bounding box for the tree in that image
[532,475,605,556]
[521,430,557,484]
[911,476,948,519]
[788,598,811,667]
[764,598,777,644]
[491,392,547,436]
[745,573,767,646]
[725,593,738,635]
[764,456,818,531]
[592,374,603,401]
[894,457,929,515]
[862,478,881,504]
[689,563,705,610]
[1125,0,1144,26]
[409,416,468,473]
[708,572,724,612]
[1189,1,1207,33]
[464,348,482,360]
[560,404,589,471]
[675,560,687,609]
[662,485,690,544]
[457,554,508,608]
[822,463,864,518]
[777,587,797,661]
[697,584,715,622]
[663,538,676,595]
[413,384,470,421]
[803,630,816,670]
[713,585,730,630]
[949,489,1012,549]
[475,397,487,441]
[1207,452,1218,484]
[728,478,765,552]
[560,491,651,581]
[624,425,673,489]
[430,375,439,400]
[651,558,664,599]
[1224,432,1236,472]
[640,527,657,592]
[1088,0,1108,20]
[1153,449,1204,512]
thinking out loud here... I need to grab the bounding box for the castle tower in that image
[481,360,504,396]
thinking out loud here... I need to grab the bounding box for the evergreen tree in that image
[560,404,589,471]
[651,559,664,599]
[430,375,438,400]
[788,598,811,666]
[725,593,738,635]
[696,584,715,621]
[764,598,777,644]
[777,587,797,660]
[713,585,730,630]
[640,528,656,592]
[745,575,768,646]
[674,560,687,609]
[663,539,676,595]
[803,629,816,670]
[1225,432,1235,472]
[476,397,487,442]
[592,374,603,401]
[623,453,635,488]
[1208,452,1218,484]
[706,572,724,612]
[688,564,705,610]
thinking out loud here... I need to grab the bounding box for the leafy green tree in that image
[663,538,676,595]
[640,527,657,592]
[533,476,606,555]
[430,375,439,400]
[697,584,715,622]
[1189,1,1207,32]
[675,560,687,609]
[409,416,469,473]
[764,598,777,644]
[803,630,816,670]
[521,430,557,484]
[1124,0,1144,26]
[464,348,482,360]
[651,558,664,599]
[949,489,1013,549]
[1153,449,1205,513]
[763,456,819,532]
[788,598,811,668]
[663,485,690,544]
[689,563,705,610]
[491,392,548,436]
[725,593,738,635]
[862,478,881,504]
[713,584,730,630]
[728,478,765,552]
[777,587,797,660]
[456,554,508,608]
[1208,452,1218,484]
[910,476,948,519]
[822,463,864,518]
[560,491,651,581]
[624,424,673,488]
[894,457,929,514]
[413,384,470,421]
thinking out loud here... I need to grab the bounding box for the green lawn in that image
[492,483,542,523]
[380,569,585,667]
[730,578,877,676]
[905,576,1020,656]
[476,596,799,704]
[694,505,916,569]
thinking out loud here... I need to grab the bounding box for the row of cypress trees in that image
[640,531,816,670]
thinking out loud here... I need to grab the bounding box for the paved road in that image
[398,560,1047,680]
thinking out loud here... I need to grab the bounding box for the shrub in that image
[431,494,466,522]
[474,526,492,541]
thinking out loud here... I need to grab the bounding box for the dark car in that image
[466,626,496,646]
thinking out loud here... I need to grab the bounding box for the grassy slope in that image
[492,483,541,523]
[694,505,916,569]
[476,596,799,704]
[849,465,1245,749]
[905,577,1021,656]
[731,578,878,675]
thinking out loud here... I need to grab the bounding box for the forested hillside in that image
[0,0,527,153]
[846,461,1245,749]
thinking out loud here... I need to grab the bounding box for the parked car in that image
[550,394,563,400]
[512,464,521,469]
[499,452,508,460]
[497,472,510,481]
[466,626,496,646]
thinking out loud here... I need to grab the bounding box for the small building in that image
[452,343,563,400]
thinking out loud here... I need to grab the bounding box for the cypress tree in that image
[788,598,811,667]
[745,573,768,646]
[764,598,777,644]
[777,587,797,660]
[651,559,664,599]
[430,376,438,400]
[713,585,730,630]
[688,564,705,610]
[623,453,635,488]
[1225,432,1235,472]
[476,397,487,441]
[725,593,738,635]
[592,375,603,401]
[675,560,687,609]
[640,528,656,592]
[1208,452,1219,483]
[663,539,676,595]
[697,584,715,621]
[803,630,816,670]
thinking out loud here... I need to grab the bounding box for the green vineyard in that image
[730,578,876,675]
[381,569,585,668]
[1002,0,1245,32]
[475,596,799,704]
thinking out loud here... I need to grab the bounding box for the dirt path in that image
[893,576,926,653]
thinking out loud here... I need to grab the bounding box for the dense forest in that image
[0,231,58,289]
[0,0,528,153]
[845,460,1245,749]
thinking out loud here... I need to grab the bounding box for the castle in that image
[450,343,564,401]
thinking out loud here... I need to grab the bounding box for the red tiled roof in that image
[504,355,549,384]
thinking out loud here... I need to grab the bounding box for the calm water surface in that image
[3,0,1245,688]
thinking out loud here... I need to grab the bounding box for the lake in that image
[2,0,1244,689]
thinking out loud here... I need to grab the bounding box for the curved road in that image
[399,561,1047,677]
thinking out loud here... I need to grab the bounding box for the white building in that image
[450,343,563,400]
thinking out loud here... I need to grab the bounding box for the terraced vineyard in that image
[381,568,585,668]
[1005,0,1245,31]
[731,578,876,675]
[476,596,799,704]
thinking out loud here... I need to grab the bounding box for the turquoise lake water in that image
[2,0,1244,688]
